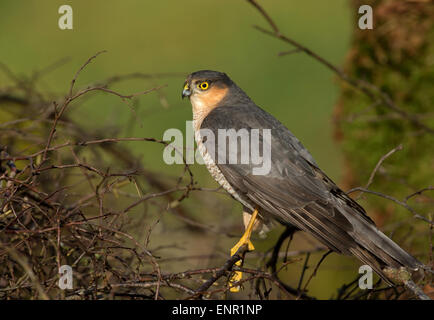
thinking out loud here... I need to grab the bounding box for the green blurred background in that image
[0,0,350,179]
[0,1,361,298]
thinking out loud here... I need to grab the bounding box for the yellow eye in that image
[198,81,209,90]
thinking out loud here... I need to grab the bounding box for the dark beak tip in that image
[182,89,191,100]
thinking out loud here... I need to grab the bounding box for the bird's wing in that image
[200,104,421,276]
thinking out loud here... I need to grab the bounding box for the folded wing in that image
[201,104,422,281]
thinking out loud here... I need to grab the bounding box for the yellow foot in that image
[229,238,255,292]
[228,208,258,293]
[230,238,255,257]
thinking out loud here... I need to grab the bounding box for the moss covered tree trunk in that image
[334,0,433,247]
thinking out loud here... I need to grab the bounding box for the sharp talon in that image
[229,260,242,292]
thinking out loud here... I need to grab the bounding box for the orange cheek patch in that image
[200,87,228,109]
[191,86,229,129]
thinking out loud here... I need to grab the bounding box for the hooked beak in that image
[182,83,191,99]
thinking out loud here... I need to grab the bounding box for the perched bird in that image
[182,70,423,292]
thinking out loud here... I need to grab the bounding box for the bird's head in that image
[182,70,231,99]
[182,70,234,114]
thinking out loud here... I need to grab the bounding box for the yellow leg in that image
[229,208,258,292]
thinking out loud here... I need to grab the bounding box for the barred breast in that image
[193,123,253,211]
